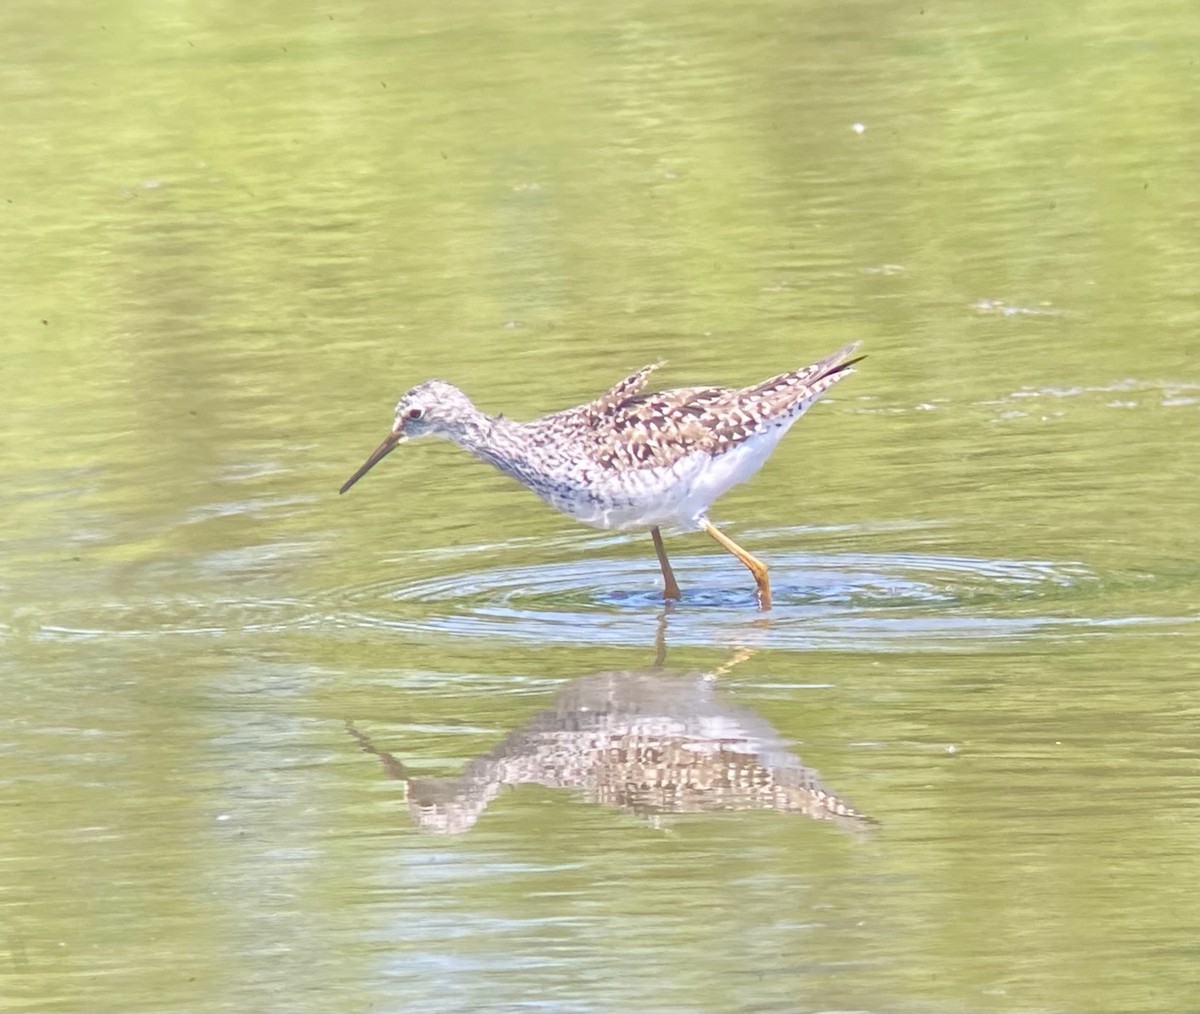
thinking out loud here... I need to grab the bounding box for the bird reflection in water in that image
[348,641,874,835]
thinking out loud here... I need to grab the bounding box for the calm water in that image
[2,0,1199,1011]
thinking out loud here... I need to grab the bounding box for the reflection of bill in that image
[348,667,873,836]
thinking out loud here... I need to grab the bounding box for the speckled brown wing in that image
[737,342,862,403]
[594,362,666,409]
[588,341,862,471]
[696,340,864,449]
[590,386,734,469]
[543,362,666,431]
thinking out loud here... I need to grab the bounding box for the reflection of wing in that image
[353,670,874,835]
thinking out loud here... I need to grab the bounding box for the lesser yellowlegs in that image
[340,342,863,609]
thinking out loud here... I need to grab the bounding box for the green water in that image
[2,1,1199,1011]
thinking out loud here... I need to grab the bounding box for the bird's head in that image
[339,380,478,494]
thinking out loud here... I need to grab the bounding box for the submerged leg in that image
[650,526,682,601]
[700,520,772,610]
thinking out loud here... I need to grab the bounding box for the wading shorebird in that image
[340,343,863,609]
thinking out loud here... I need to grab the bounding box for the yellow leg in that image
[650,526,682,601]
[700,520,772,610]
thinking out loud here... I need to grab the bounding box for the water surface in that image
[2,0,1199,1012]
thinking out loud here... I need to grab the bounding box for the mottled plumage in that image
[341,343,863,609]
[349,669,874,835]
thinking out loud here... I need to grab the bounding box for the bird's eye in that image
[406,407,424,421]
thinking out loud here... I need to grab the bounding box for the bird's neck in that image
[446,412,538,477]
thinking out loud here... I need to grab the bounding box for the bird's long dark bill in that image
[339,431,403,494]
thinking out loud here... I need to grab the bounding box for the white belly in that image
[550,424,792,532]
[670,428,787,524]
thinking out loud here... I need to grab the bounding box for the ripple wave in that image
[323,547,1146,651]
